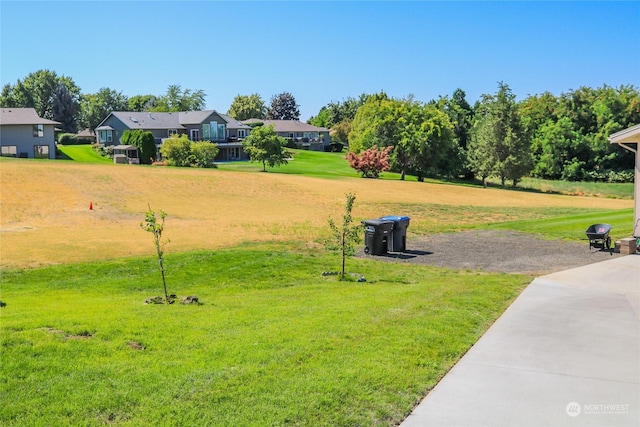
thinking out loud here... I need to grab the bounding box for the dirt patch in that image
[356,230,624,275]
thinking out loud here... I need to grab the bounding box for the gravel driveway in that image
[356,229,624,275]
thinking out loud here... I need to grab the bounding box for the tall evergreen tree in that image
[51,83,78,132]
[469,82,531,187]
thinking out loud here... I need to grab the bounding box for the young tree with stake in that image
[140,205,171,303]
[327,192,362,281]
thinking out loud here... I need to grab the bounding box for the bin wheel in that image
[364,246,371,255]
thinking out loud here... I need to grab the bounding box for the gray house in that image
[0,108,59,159]
[95,110,250,161]
[242,119,330,151]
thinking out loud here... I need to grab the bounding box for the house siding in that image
[96,116,124,145]
[0,124,56,159]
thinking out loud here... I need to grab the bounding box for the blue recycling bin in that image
[380,216,410,252]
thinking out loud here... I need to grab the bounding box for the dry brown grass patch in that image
[0,160,632,269]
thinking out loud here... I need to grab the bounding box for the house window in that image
[230,147,240,160]
[190,129,199,140]
[1,145,17,157]
[34,145,49,159]
[168,129,178,136]
[33,124,44,137]
[218,124,225,141]
[100,130,113,143]
[238,129,246,138]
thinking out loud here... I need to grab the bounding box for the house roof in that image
[609,123,640,144]
[100,110,236,131]
[109,111,184,130]
[77,128,95,138]
[0,108,60,126]
[178,110,218,125]
[218,113,251,130]
[242,119,329,133]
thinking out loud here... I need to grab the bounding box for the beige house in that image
[609,124,640,238]
[243,119,330,151]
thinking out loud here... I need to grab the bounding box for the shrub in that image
[121,130,157,164]
[285,138,297,149]
[160,135,192,167]
[585,169,634,183]
[346,146,392,178]
[327,142,345,153]
[159,136,220,168]
[92,143,113,158]
[190,141,219,168]
[57,133,78,145]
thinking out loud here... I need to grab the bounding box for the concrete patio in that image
[401,254,639,426]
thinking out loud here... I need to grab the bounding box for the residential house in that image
[218,113,252,161]
[94,110,251,162]
[76,128,96,143]
[0,108,59,159]
[242,119,330,151]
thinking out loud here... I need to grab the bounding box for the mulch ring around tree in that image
[355,229,624,275]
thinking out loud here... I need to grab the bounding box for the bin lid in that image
[362,219,394,227]
[380,215,410,223]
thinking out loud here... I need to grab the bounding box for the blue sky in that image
[1,1,639,120]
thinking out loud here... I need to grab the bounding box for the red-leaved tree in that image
[346,146,393,178]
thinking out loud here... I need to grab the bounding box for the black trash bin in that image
[362,219,394,255]
[380,215,410,252]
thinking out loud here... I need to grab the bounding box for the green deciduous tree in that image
[151,85,206,112]
[327,192,362,281]
[78,87,128,132]
[0,69,80,121]
[330,120,351,143]
[227,93,266,120]
[128,94,157,112]
[266,92,300,120]
[348,96,459,181]
[242,124,292,171]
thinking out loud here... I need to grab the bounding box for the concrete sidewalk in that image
[401,255,639,427]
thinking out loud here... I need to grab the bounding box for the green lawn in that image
[2,147,633,425]
[0,243,529,426]
[487,176,634,199]
[218,149,360,179]
[57,144,112,163]
[490,208,635,241]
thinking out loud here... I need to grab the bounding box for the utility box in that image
[362,219,394,255]
[380,215,410,252]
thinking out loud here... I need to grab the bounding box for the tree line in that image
[311,84,639,184]
[0,69,302,135]
[2,69,638,184]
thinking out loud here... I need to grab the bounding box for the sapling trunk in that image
[141,204,171,303]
